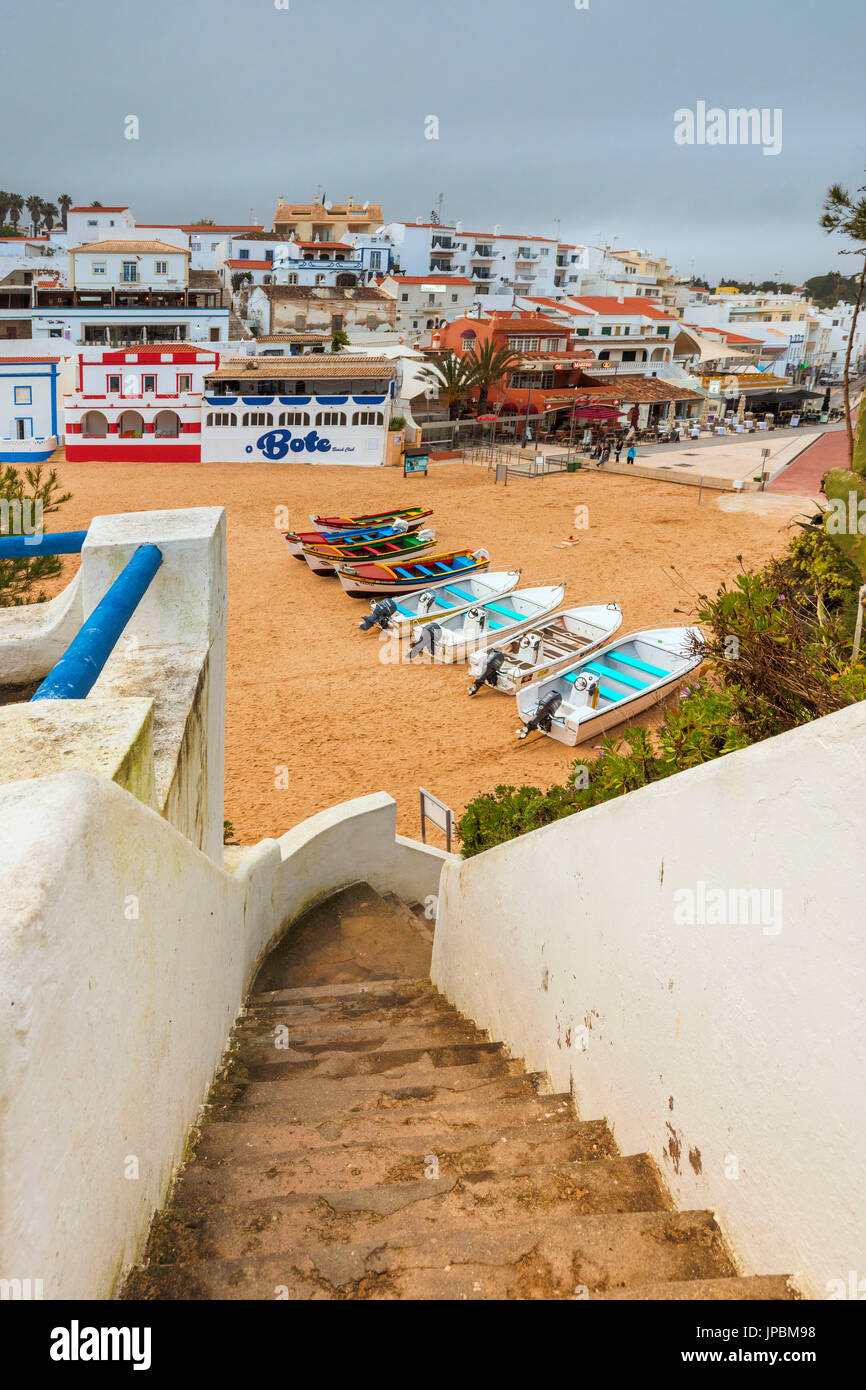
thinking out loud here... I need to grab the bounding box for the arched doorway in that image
[154,410,181,438]
[81,411,108,438]
[118,410,144,439]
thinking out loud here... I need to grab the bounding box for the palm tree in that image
[821,177,866,469]
[0,192,9,227]
[89,200,103,207]
[464,339,521,415]
[8,194,24,230]
[25,195,43,234]
[57,194,73,229]
[417,352,474,420]
[42,202,59,234]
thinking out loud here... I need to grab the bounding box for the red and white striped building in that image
[64,345,219,461]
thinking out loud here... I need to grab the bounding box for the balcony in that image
[471,269,494,281]
[514,251,539,264]
[431,238,454,252]
[471,248,495,261]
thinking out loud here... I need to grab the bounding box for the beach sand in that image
[40,458,810,845]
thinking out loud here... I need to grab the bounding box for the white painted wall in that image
[432,701,866,1299]
[0,781,450,1299]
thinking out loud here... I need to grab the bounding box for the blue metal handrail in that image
[32,544,164,701]
[0,530,88,558]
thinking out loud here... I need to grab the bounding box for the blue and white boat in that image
[359,569,521,633]
[467,602,623,694]
[406,583,566,663]
[515,625,703,744]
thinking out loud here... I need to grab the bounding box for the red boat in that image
[310,506,433,533]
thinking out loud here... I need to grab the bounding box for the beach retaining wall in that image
[431,701,866,1299]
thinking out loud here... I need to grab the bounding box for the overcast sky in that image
[2,0,863,282]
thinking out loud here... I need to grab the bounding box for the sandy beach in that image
[40,457,810,844]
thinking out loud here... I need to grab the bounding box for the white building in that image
[0,349,77,460]
[382,221,561,299]
[200,355,398,465]
[378,274,476,341]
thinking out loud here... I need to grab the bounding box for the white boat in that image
[406,584,566,663]
[358,569,522,633]
[467,602,623,694]
[515,626,704,745]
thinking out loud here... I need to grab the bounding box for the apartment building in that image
[382,222,560,298]
[272,196,384,243]
[378,274,475,339]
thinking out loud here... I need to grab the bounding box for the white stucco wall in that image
[0,779,449,1300]
[432,701,866,1299]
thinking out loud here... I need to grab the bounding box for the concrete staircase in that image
[123,884,798,1301]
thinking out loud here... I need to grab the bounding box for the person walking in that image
[626,444,637,466]
[600,442,611,466]
[614,437,624,462]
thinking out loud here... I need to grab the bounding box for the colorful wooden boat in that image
[467,603,623,695]
[284,520,424,560]
[406,585,566,663]
[336,548,490,598]
[359,570,522,633]
[515,626,703,745]
[301,528,437,577]
[311,506,433,533]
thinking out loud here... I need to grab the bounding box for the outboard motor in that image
[359,596,397,632]
[409,622,442,660]
[517,690,562,739]
[573,670,600,708]
[517,630,543,668]
[467,648,506,696]
[415,589,439,618]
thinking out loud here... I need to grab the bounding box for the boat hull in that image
[312,507,433,533]
[411,585,566,664]
[468,603,624,693]
[380,571,523,638]
[303,533,438,576]
[284,520,425,559]
[516,627,703,745]
[336,550,491,597]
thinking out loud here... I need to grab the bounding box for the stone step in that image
[203,1093,575,1153]
[231,1016,487,1064]
[142,1153,671,1266]
[124,1208,735,1301]
[245,979,459,1031]
[208,1054,534,1118]
[194,1095,579,1161]
[593,1274,800,1301]
[210,1069,558,1124]
[226,1039,508,1085]
[171,1119,619,1204]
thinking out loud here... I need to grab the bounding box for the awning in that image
[674,328,756,363]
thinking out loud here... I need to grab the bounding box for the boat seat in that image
[606,650,668,678]
[415,566,436,577]
[395,567,415,578]
[443,586,477,603]
[452,556,472,568]
[563,670,618,701]
[586,660,647,691]
[483,600,526,622]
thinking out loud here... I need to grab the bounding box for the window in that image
[177,374,192,393]
[509,337,539,352]
[207,412,236,426]
[600,325,612,336]
[238,249,250,260]
[107,375,121,393]
[122,261,138,283]
[657,326,670,338]
[264,274,272,284]
[316,411,346,426]
[401,293,409,302]
[278,411,310,426]
[574,327,589,337]
[91,260,107,275]
[87,219,98,227]
[154,260,168,275]
[142,375,156,393]
[287,274,298,285]
[265,249,274,262]
[14,386,32,404]
[315,274,326,285]
[369,252,381,269]
[242,411,273,427]
[451,294,458,303]
[352,410,383,426]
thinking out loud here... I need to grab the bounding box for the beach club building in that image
[63,345,219,462]
[200,355,398,465]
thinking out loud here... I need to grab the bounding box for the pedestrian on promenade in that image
[626,444,637,466]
